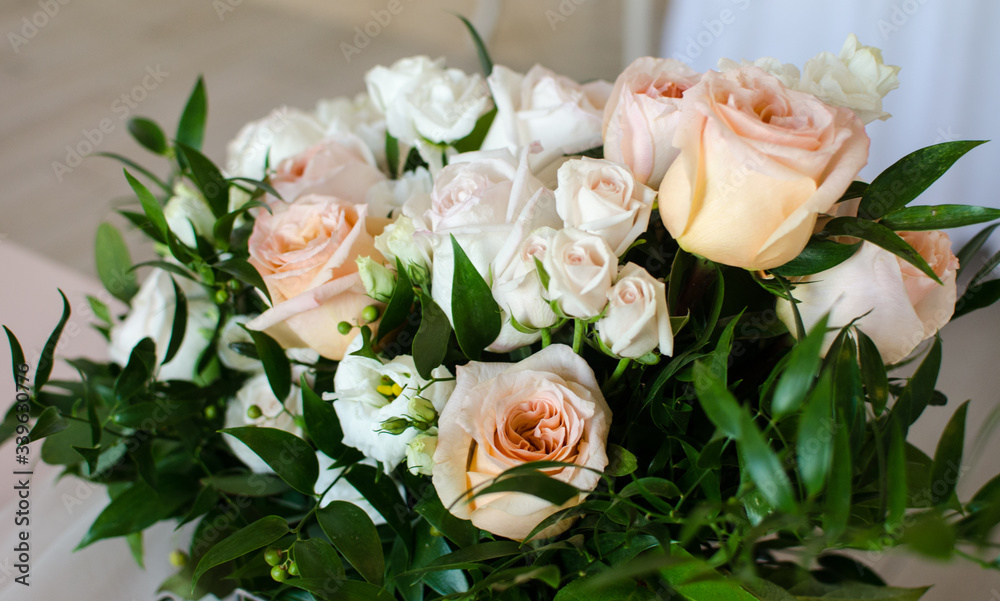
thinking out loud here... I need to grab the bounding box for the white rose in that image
[402,149,562,350]
[218,315,263,373]
[365,56,492,146]
[481,64,611,165]
[164,182,215,247]
[797,34,900,124]
[225,107,327,180]
[405,428,438,476]
[373,214,433,271]
[326,349,455,471]
[224,373,304,474]
[596,263,672,358]
[776,231,958,365]
[315,93,387,170]
[718,57,801,89]
[543,228,617,320]
[315,453,386,525]
[555,158,655,255]
[109,268,219,381]
[366,166,433,219]
[491,227,559,350]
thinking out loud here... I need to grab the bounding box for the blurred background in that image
[1,0,998,599]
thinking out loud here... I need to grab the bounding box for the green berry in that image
[246,404,263,420]
[203,405,217,420]
[287,561,300,576]
[337,321,352,335]
[168,550,188,567]
[361,305,380,323]
[271,566,288,582]
[214,289,229,304]
[264,547,282,567]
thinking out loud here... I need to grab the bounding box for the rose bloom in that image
[555,157,655,255]
[543,228,618,319]
[602,57,702,187]
[596,263,673,358]
[491,227,559,345]
[658,66,869,271]
[225,107,327,181]
[246,195,389,360]
[776,230,959,365]
[269,135,386,204]
[433,344,611,541]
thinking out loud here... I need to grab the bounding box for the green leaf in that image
[412,293,452,380]
[823,411,852,540]
[293,537,345,582]
[798,584,930,600]
[660,546,759,601]
[957,223,999,278]
[893,337,942,430]
[240,326,290,402]
[5,326,26,388]
[385,133,400,179]
[287,580,394,601]
[213,198,270,248]
[901,511,955,560]
[343,463,412,541]
[929,400,969,506]
[450,235,501,360]
[201,473,290,497]
[856,329,889,415]
[453,12,493,76]
[301,376,350,461]
[880,204,1000,231]
[162,277,188,365]
[797,371,834,497]
[26,406,69,443]
[35,289,71,391]
[413,491,479,548]
[470,470,580,507]
[821,217,941,283]
[739,411,796,513]
[220,427,318,495]
[112,398,201,428]
[554,577,651,601]
[127,117,169,155]
[317,501,385,586]
[96,222,138,302]
[114,337,156,403]
[954,279,1000,320]
[378,258,415,342]
[176,76,207,152]
[77,479,189,549]
[416,541,522,574]
[886,419,907,530]
[453,108,497,154]
[772,313,829,419]
[214,257,271,304]
[86,295,112,324]
[605,443,638,477]
[192,515,289,587]
[126,531,144,569]
[94,152,171,194]
[859,140,986,219]
[408,521,469,596]
[130,259,197,281]
[692,360,742,439]
[769,238,861,277]
[176,142,228,218]
[838,180,869,203]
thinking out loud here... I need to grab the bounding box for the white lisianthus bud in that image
[596,263,673,358]
[408,395,437,424]
[406,428,438,476]
[357,256,396,303]
[543,228,618,319]
[164,182,216,247]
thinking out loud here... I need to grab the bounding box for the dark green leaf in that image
[317,501,385,585]
[287,579,394,601]
[112,398,201,428]
[453,108,497,154]
[385,133,400,179]
[201,473,290,497]
[378,258,415,342]
[739,411,796,513]
[294,537,345,582]
[893,337,942,431]
[414,491,479,548]
[929,400,969,506]
[902,512,955,560]
[816,554,886,587]
[453,13,493,75]
[127,117,168,155]
[821,217,940,283]
[859,140,986,219]
[797,371,834,498]
[176,142,228,218]
[838,180,869,203]
[163,277,188,365]
[957,223,1000,278]
[954,279,1000,320]
[77,479,189,549]
[772,313,829,419]
[35,289,71,391]
[856,329,889,415]
[26,406,68,443]
[192,515,289,586]
[220,427,318,495]
[412,293,451,380]
[886,420,907,530]
[176,76,207,152]
[214,257,271,304]
[418,541,522,574]
[692,360,742,439]
[301,375,349,461]
[605,444,638,477]
[213,198,270,248]
[114,337,156,403]
[470,471,580,507]
[96,222,138,302]
[880,204,1000,231]
[344,463,412,541]
[450,235,501,360]
[240,326,290,402]
[769,238,861,277]
[823,411,852,539]
[129,260,197,281]
[5,326,26,389]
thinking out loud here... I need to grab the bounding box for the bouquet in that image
[7,21,1000,600]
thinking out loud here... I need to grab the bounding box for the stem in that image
[572,320,585,354]
[541,328,552,348]
[603,358,630,394]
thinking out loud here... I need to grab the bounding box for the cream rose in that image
[246,195,389,360]
[602,57,702,187]
[596,263,673,358]
[776,231,958,365]
[543,228,618,319]
[555,158,655,255]
[225,107,327,181]
[269,136,386,204]
[658,66,870,271]
[326,348,454,471]
[481,64,611,163]
[315,93,387,170]
[491,227,559,348]
[109,268,219,382]
[223,373,304,474]
[432,344,611,541]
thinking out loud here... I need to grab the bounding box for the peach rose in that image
[658,66,870,271]
[602,57,702,187]
[246,194,389,360]
[776,230,958,365]
[269,136,386,204]
[432,344,611,541]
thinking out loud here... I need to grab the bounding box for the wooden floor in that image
[0,0,624,275]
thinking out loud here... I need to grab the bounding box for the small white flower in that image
[798,34,900,124]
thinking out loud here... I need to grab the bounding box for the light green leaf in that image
[96,222,138,302]
[797,371,834,498]
[692,360,742,439]
[176,76,207,152]
[127,117,168,155]
[772,313,829,419]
